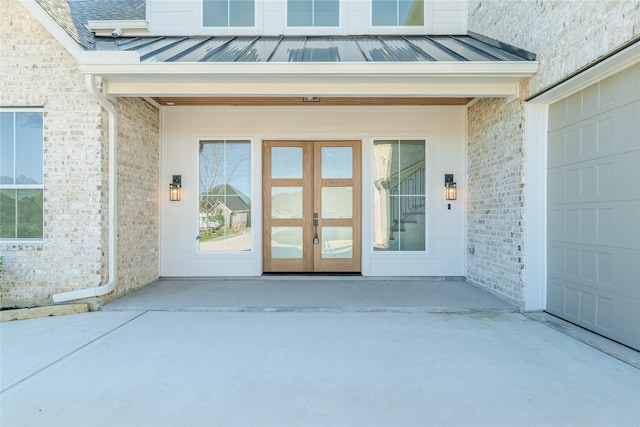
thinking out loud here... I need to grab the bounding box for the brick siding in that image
[466,1,640,308]
[0,0,159,308]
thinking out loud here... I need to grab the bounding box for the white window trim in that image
[368,0,434,35]
[284,0,347,36]
[195,136,256,255]
[368,136,431,257]
[199,0,263,35]
[0,107,44,242]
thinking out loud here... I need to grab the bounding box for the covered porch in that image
[103,277,516,313]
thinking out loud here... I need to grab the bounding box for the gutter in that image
[53,75,118,303]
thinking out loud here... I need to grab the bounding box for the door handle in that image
[313,213,319,244]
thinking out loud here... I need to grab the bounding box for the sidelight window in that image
[199,140,252,251]
[372,139,426,251]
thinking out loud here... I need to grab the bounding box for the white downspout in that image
[53,74,118,303]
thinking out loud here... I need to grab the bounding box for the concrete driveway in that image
[2,308,639,426]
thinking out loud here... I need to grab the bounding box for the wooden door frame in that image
[262,140,361,273]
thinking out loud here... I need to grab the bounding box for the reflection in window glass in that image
[373,140,426,251]
[272,227,303,259]
[0,110,43,240]
[272,187,303,219]
[272,147,303,179]
[322,147,352,178]
[322,187,352,218]
[322,227,352,258]
[372,0,424,26]
[199,140,252,251]
[288,0,339,27]
[203,0,255,27]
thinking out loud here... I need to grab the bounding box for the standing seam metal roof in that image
[94,33,536,63]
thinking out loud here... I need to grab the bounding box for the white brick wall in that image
[466,1,640,308]
[468,0,640,95]
[0,0,159,308]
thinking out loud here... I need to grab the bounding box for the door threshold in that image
[262,272,362,277]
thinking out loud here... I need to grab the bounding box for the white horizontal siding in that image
[147,0,467,36]
[160,106,466,277]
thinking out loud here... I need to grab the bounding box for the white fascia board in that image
[78,61,539,78]
[87,20,150,37]
[87,20,149,30]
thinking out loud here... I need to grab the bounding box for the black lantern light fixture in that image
[445,174,456,209]
[170,175,182,201]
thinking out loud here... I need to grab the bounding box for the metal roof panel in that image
[92,35,536,64]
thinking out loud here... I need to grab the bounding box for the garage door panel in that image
[548,63,639,350]
[547,100,640,169]
[548,243,640,296]
[548,151,640,204]
[546,276,640,348]
[547,201,640,248]
[548,63,640,132]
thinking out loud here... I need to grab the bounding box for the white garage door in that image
[547,63,640,351]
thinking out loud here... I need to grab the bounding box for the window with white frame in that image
[372,139,426,251]
[203,0,255,27]
[199,140,252,252]
[288,0,339,27]
[0,110,44,240]
[372,0,424,26]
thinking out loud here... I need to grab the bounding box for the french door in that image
[262,140,361,272]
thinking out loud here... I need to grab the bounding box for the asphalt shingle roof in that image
[35,0,145,49]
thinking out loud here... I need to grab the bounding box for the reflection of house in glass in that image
[373,140,426,251]
[201,184,251,233]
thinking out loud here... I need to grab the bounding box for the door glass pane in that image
[322,187,352,218]
[272,147,303,179]
[272,187,302,218]
[321,227,352,258]
[322,147,352,178]
[373,140,426,251]
[199,140,252,252]
[272,226,303,258]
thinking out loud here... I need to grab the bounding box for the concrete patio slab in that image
[1,310,639,426]
[104,277,517,313]
[0,311,143,391]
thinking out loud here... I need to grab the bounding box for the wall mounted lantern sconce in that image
[445,174,456,209]
[170,175,182,201]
